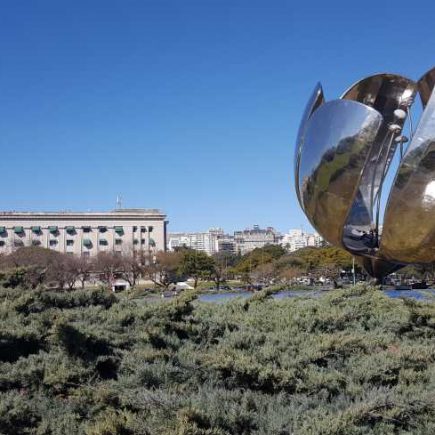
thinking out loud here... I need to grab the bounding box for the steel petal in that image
[298,100,383,247]
[294,83,324,210]
[381,83,435,263]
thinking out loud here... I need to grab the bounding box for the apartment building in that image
[234,225,278,255]
[167,228,224,255]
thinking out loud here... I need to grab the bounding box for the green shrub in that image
[0,284,434,433]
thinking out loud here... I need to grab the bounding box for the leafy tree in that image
[209,252,238,289]
[232,244,286,276]
[178,250,215,288]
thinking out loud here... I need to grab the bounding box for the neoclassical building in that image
[0,208,167,257]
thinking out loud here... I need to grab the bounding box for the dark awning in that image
[14,226,24,234]
[0,226,5,233]
[83,239,92,246]
[66,226,75,232]
[48,226,58,233]
[114,226,124,234]
[32,226,41,233]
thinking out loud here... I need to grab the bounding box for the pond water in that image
[198,289,435,303]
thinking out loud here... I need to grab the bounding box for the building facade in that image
[234,225,278,255]
[280,228,323,252]
[167,228,224,255]
[0,209,167,257]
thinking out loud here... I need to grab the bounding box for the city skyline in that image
[2,1,435,233]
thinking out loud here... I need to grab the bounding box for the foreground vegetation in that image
[1,284,434,434]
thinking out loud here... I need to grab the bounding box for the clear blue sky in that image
[1,0,434,233]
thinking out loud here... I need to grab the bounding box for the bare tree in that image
[250,263,276,285]
[279,266,303,285]
[94,252,123,288]
[120,253,143,288]
[76,256,93,289]
[143,251,183,289]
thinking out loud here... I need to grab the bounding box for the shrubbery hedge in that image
[0,284,434,434]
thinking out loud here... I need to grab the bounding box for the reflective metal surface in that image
[298,100,382,247]
[294,83,324,210]
[418,67,435,107]
[341,74,417,250]
[380,83,435,263]
[293,67,435,280]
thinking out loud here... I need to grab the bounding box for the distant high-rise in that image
[167,228,225,255]
[280,229,323,252]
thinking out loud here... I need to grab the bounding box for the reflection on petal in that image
[381,85,435,263]
[294,83,324,210]
[298,100,382,247]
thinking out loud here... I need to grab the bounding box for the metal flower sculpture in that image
[295,67,435,281]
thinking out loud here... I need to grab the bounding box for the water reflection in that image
[198,289,435,303]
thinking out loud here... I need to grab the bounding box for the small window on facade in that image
[99,239,108,246]
[82,227,91,233]
[133,239,139,245]
[133,226,138,232]
[99,226,107,233]
[49,240,58,246]
[66,240,74,246]
[115,239,122,245]
[141,226,147,233]
[148,226,153,232]
[0,241,5,246]
[141,239,146,244]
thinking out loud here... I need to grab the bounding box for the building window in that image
[115,239,122,245]
[99,239,108,246]
[141,226,147,233]
[133,239,139,245]
[82,226,91,233]
[99,226,107,233]
[32,226,41,234]
[114,226,124,235]
[83,239,92,248]
[0,241,5,247]
[14,226,24,235]
[66,226,76,234]
[133,226,138,232]
[49,240,58,246]
[66,240,74,246]
[48,226,58,234]
[148,226,153,232]
[141,239,146,244]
